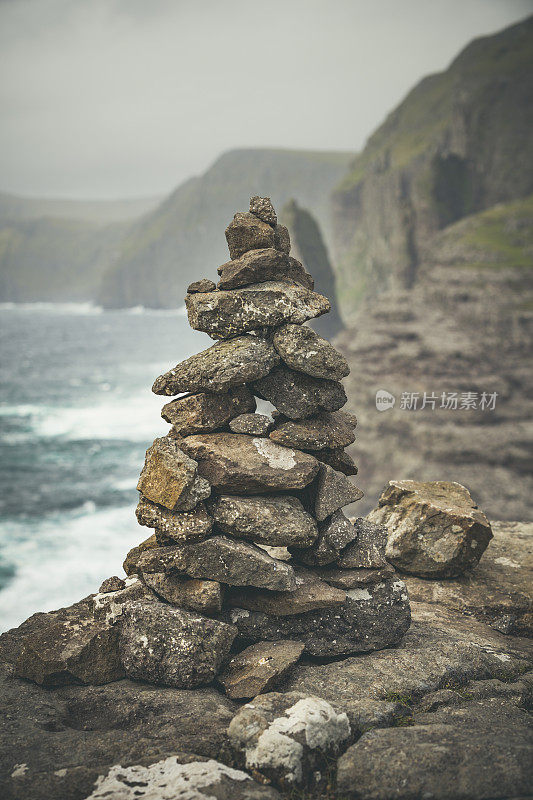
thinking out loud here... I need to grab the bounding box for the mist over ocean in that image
[0,303,207,631]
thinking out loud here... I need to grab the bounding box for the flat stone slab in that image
[137,538,296,591]
[229,413,273,435]
[254,365,347,420]
[226,575,411,657]
[225,212,289,259]
[218,641,304,700]
[137,436,210,512]
[270,410,357,451]
[152,335,280,396]
[207,494,318,547]
[136,496,213,541]
[141,573,223,614]
[185,282,330,339]
[217,248,313,291]
[119,601,236,688]
[314,463,364,521]
[272,323,350,380]
[316,565,395,589]
[179,433,319,494]
[226,569,346,616]
[161,387,255,436]
[368,480,493,577]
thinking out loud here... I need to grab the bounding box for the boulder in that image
[228,691,350,788]
[179,433,319,494]
[137,538,296,591]
[315,447,358,475]
[291,510,358,566]
[207,494,318,547]
[254,365,347,420]
[270,410,357,451]
[187,278,217,293]
[313,463,364,521]
[119,601,236,688]
[229,413,273,435]
[337,517,388,568]
[368,480,493,577]
[226,569,346,616]
[225,212,288,258]
[218,641,304,700]
[152,335,280,396]
[161,387,255,436]
[272,324,349,381]
[135,496,213,541]
[226,575,411,657]
[141,573,223,614]
[137,436,210,511]
[250,195,277,226]
[185,282,330,339]
[217,248,313,291]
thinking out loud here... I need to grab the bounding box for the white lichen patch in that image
[494,556,521,568]
[230,609,250,622]
[11,763,28,778]
[253,437,296,470]
[346,588,372,601]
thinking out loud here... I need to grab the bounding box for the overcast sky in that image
[0,0,531,200]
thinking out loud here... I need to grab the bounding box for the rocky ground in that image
[1,520,531,800]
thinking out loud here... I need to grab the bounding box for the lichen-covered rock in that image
[93,575,156,625]
[217,248,313,291]
[161,387,256,436]
[291,510,358,566]
[207,494,318,547]
[254,365,347,420]
[136,496,213,541]
[218,641,304,700]
[137,436,209,511]
[185,282,330,339]
[272,324,350,380]
[229,413,273,435]
[141,572,223,613]
[86,756,280,800]
[119,601,236,688]
[187,278,217,293]
[137,538,297,591]
[98,576,125,593]
[313,463,364,521]
[270,410,357,451]
[180,433,319,494]
[225,212,289,258]
[228,691,351,788]
[368,480,493,577]
[226,569,346,616]
[152,335,280,396]
[337,517,388,568]
[123,533,159,575]
[227,575,411,657]
[250,195,277,226]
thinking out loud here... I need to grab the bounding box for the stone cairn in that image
[81,198,411,699]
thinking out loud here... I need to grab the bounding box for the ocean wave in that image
[0,301,103,314]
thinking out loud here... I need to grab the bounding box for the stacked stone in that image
[114,197,410,697]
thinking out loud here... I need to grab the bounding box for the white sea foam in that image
[0,302,187,316]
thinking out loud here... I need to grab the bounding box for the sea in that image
[0,302,208,632]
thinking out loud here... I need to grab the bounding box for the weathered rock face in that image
[250,195,278,226]
[337,517,388,569]
[179,433,319,494]
[141,573,223,614]
[227,575,411,656]
[161,387,256,436]
[229,413,273,435]
[226,569,346,616]
[98,576,125,593]
[218,641,304,700]
[187,278,217,293]
[207,494,318,547]
[123,533,159,575]
[152,335,280,396]
[119,601,236,688]
[225,212,289,259]
[138,539,297,591]
[254,365,347,420]
[137,437,210,511]
[186,282,330,339]
[136,496,213,541]
[273,323,349,380]
[93,576,156,625]
[291,510,358,566]
[315,447,358,475]
[368,480,493,577]
[217,248,313,291]
[228,691,351,788]
[313,463,364,521]
[270,410,357,451]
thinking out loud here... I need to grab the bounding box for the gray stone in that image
[217,248,313,291]
[314,463,364,521]
[250,195,277,226]
[272,323,350,380]
[119,601,236,688]
[207,494,318,547]
[137,538,296,591]
[226,569,346,616]
[270,410,357,451]
[161,387,256,436]
[218,641,304,700]
[179,433,319,494]
[185,282,330,339]
[316,565,396,589]
[93,576,156,625]
[136,496,213,541]
[229,413,273,435]
[226,575,411,657]
[315,447,358,475]
[368,480,493,577]
[142,573,223,614]
[137,436,209,511]
[291,510,358,566]
[228,691,350,788]
[337,517,388,568]
[98,576,125,593]
[225,212,276,258]
[254,365,347,420]
[187,278,217,293]
[152,335,280,396]
[85,756,280,800]
[123,533,159,575]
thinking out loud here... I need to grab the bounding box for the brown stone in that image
[161,387,256,436]
[226,569,346,616]
[218,640,304,700]
[272,323,350,381]
[338,518,388,568]
[217,248,313,291]
[207,494,317,547]
[249,196,277,226]
[291,510,358,566]
[229,413,273,435]
[136,496,213,541]
[142,573,223,614]
[137,436,209,511]
[123,533,159,576]
[270,410,357,451]
[187,278,216,293]
[254,365,347,420]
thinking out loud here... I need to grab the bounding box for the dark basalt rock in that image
[207,494,318,547]
[217,248,313,291]
[313,463,364,521]
[187,278,216,293]
[254,365,347,420]
[226,568,346,616]
[179,433,319,494]
[338,518,388,568]
[185,282,330,339]
[225,212,289,259]
[315,447,358,475]
[269,410,357,451]
[119,600,237,688]
[161,387,256,437]
[291,510,358,566]
[229,413,273,435]
[136,496,213,541]
[217,640,304,700]
[152,335,280,396]
[316,564,395,588]
[272,323,350,381]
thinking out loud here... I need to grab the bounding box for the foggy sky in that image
[1,0,531,200]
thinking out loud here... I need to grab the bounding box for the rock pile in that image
[14,197,411,699]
